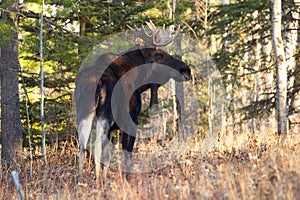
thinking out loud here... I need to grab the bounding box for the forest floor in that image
[1,130,300,200]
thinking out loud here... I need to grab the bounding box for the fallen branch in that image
[11,171,24,200]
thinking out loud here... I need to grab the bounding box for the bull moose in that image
[74,21,191,184]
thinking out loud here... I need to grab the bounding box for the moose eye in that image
[155,53,164,60]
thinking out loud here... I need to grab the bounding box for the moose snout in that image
[171,64,191,82]
[180,67,191,81]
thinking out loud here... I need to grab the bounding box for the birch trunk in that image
[271,0,289,135]
[40,0,47,166]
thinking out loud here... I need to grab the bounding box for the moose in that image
[74,21,191,184]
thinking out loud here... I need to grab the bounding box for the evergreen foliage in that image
[14,0,186,151]
[0,0,299,153]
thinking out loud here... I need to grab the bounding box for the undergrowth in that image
[1,130,300,199]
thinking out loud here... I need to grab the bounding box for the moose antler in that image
[128,20,180,46]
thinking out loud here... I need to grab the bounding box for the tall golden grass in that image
[1,130,300,199]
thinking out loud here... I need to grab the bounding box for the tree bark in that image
[284,2,299,130]
[174,35,186,141]
[169,0,186,141]
[0,1,23,167]
[271,0,289,135]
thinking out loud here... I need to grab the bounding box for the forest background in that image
[0,0,299,199]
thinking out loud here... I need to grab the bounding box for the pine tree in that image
[0,0,23,167]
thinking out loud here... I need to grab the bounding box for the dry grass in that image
[1,130,300,200]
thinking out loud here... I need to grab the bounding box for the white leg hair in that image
[77,112,94,184]
[94,118,109,184]
[101,131,112,181]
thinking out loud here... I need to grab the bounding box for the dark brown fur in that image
[76,47,191,183]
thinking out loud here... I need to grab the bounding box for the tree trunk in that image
[174,35,186,141]
[169,0,186,141]
[271,0,289,135]
[0,1,23,167]
[284,2,299,131]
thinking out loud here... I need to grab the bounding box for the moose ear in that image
[137,37,156,50]
[136,38,150,58]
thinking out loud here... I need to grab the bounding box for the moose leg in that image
[78,147,86,184]
[150,84,160,109]
[121,132,136,173]
[94,118,110,186]
[77,113,94,184]
[101,125,113,181]
[121,93,140,175]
